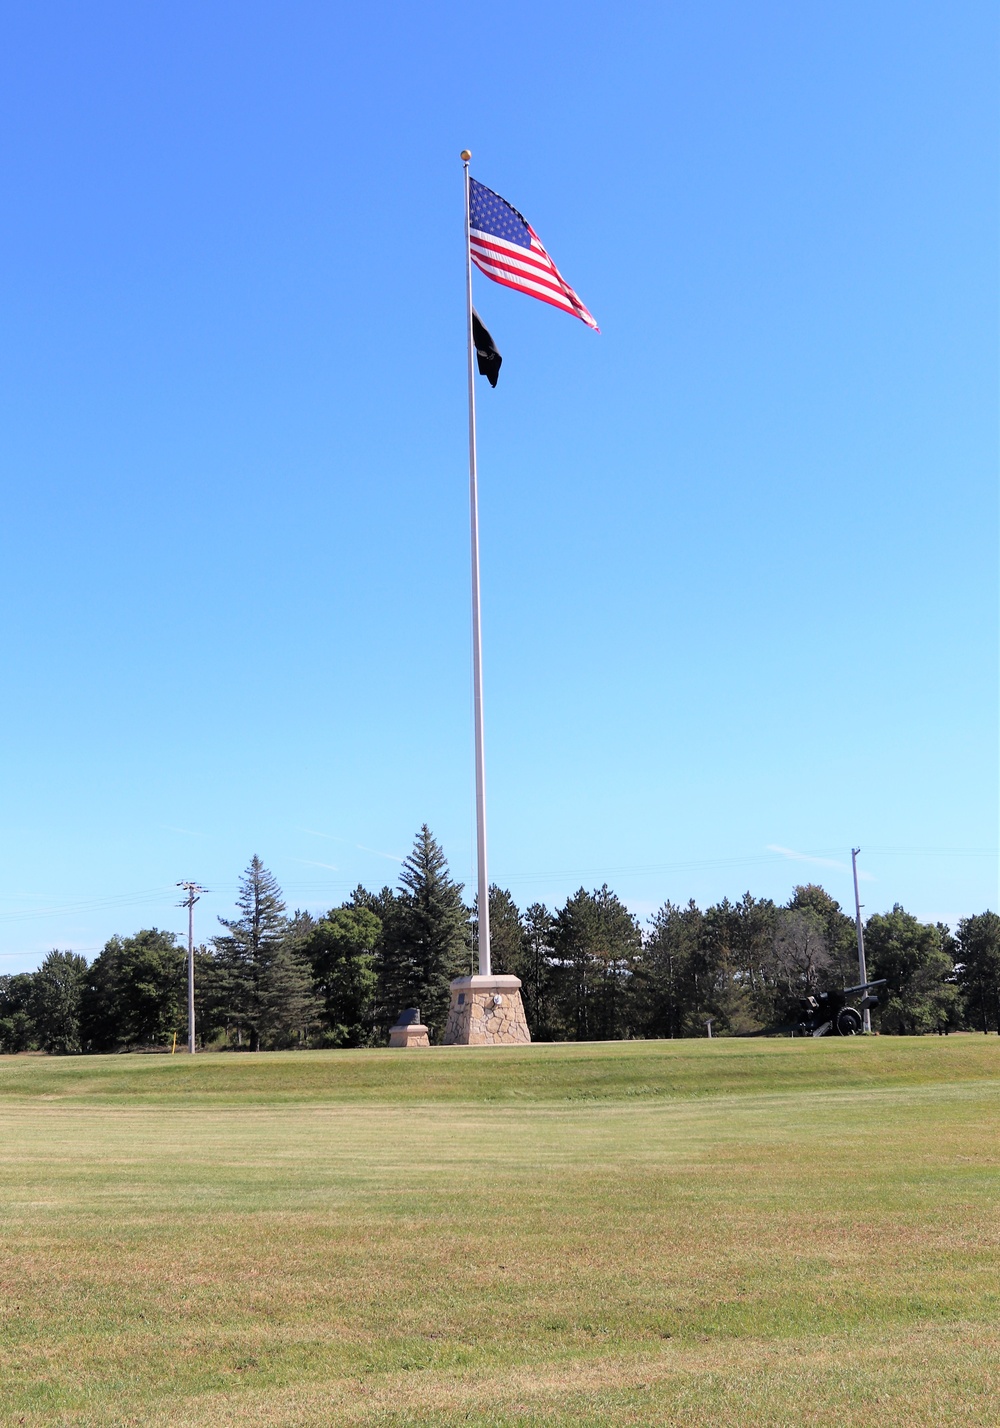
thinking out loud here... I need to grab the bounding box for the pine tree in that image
[471,885,547,1034]
[387,826,469,1040]
[729,892,780,1027]
[350,884,405,1030]
[473,886,527,978]
[257,946,322,1048]
[214,856,289,1051]
[522,902,556,1039]
[552,886,642,1040]
[642,900,704,1038]
[956,912,1000,1033]
[699,899,760,1035]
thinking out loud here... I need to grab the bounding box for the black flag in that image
[472,309,502,388]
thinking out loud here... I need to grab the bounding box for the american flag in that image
[468,178,598,332]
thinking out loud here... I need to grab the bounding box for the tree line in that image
[2,825,999,1054]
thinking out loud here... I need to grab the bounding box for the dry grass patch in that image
[0,1039,998,1424]
[125,1324,1000,1427]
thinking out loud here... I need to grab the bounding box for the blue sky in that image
[0,1,995,973]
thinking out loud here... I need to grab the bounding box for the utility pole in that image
[851,849,870,1033]
[176,882,206,1054]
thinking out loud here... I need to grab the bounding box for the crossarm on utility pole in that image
[176,882,206,1053]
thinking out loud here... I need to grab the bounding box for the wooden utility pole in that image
[176,882,206,1053]
[851,849,870,1034]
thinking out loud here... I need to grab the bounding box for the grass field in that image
[1,1037,998,1426]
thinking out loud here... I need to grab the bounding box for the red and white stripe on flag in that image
[467,177,598,331]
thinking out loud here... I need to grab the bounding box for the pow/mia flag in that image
[472,308,502,388]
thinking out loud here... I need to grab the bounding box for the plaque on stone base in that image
[388,1007,430,1048]
[442,975,531,1046]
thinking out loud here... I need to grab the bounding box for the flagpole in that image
[462,149,491,978]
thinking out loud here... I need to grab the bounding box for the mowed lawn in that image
[0,1039,997,1426]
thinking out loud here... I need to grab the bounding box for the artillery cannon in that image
[795,979,886,1037]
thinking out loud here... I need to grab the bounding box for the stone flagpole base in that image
[442,975,531,1046]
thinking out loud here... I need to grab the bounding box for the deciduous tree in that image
[31,950,88,1054]
[0,973,38,1053]
[787,885,857,987]
[864,905,958,1034]
[81,930,184,1050]
[302,906,380,1045]
[771,907,831,1000]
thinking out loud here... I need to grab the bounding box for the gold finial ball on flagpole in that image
[460,149,472,161]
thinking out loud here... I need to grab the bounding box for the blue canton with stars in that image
[469,179,531,249]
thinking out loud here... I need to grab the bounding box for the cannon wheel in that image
[836,1006,863,1036]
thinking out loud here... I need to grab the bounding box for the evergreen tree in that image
[191,944,228,1048]
[214,856,289,1051]
[552,886,641,1040]
[387,826,469,1040]
[697,898,760,1035]
[283,907,318,955]
[257,945,323,1048]
[350,883,398,923]
[651,898,756,1038]
[302,906,380,1045]
[474,886,527,978]
[350,884,405,1031]
[472,886,553,1035]
[730,893,780,1027]
[955,912,1000,1033]
[522,902,556,1039]
[641,900,700,1038]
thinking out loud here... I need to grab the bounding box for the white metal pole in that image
[851,848,870,1033]
[461,149,491,978]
